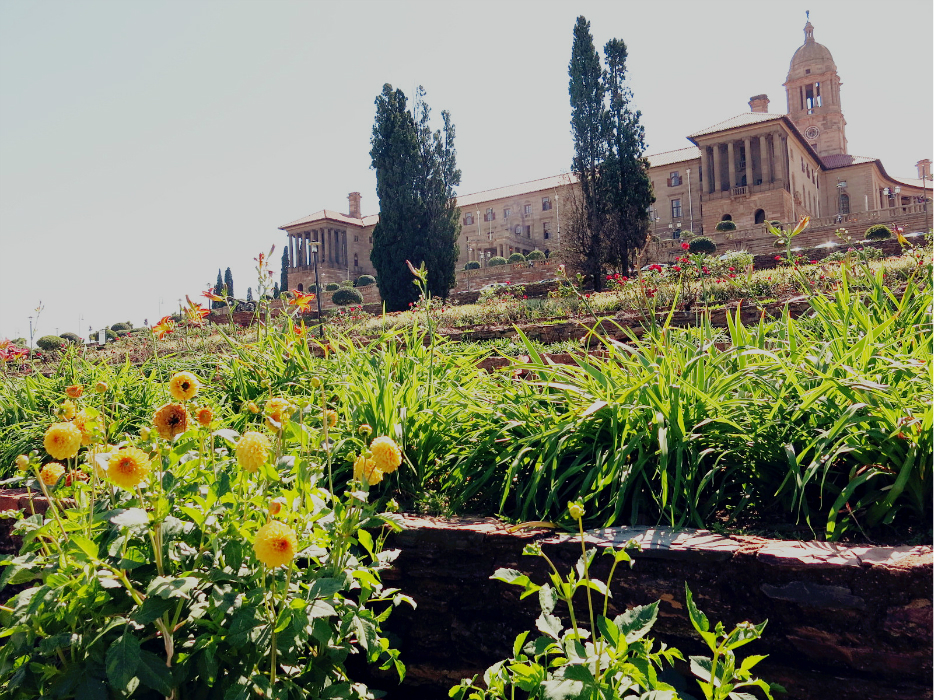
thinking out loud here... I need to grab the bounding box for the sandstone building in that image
[280,19,930,289]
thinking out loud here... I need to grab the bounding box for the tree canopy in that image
[369,84,461,311]
[567,16,654,290]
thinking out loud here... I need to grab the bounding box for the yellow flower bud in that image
[358,424,373,437]
[15,455,29,471]
[94,381,108,393]
[568,501,585,521]
[246,401,260,414]
[310,377,321,389]
[139,426,151,441]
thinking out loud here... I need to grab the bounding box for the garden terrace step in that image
[1,497,930,698]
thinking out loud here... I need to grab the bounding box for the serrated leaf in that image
[535,612,563,640]
[685,584,709,634]
[146,576,198,599]
[70,535,98,560]
[136,649,174,695]
[538,583,558,614]
[131,597,175,625]
[596,615,620,648]
[540,678,585,700]
[616,601,659,643]
[105,631,141,689]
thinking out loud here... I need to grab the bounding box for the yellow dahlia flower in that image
[236,431,270,472]
[264,398,294,432]
[15,455,29,471]
[254,521,298,568]
[40,462,65,486]
[44,422,83,460]
[94,381,108,394]
[245,401,260,414]
[108,447,151,490]
[61,400,77,420]
[370,436,402,474]
[168,371,200,402]
[353,455,383,486]
[65,384,84,399]
[268,498,285,516]
[195,406,214,427]
[323,409,338,429]
[153,403,191,440]
[73,410,95,445]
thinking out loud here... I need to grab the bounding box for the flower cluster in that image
[353,436,403,486]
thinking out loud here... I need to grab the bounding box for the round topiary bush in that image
[507,253,526,264]
[340,280,354,288]
[36,335,65,352]
[715,220,737,232]
[688,237,717,255]
[60,332,82,345]
[91,329,118,343]
[324,282,340,292]
[464,261,481,270]
[488,256,507,267]
[526,249,545,261]
[332,288,364,306]
[356,274,376,287]
[110,322,132,332]
[864,224,892,241]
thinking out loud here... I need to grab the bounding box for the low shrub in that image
[36,335,65,352]
[526,249,545,261]
[60,332,82,345]
[507,253,526,264]
[110,322,133,332]
[332,287,364,306]
[356,274,376,287]
[340,280,354,288]
[715,220,737,232]
[488,256,507,267]
[90,329,118,343]
[688,236,717,255]
[464,261,481,270]
[324,282,340,292]
[865,224,892,241]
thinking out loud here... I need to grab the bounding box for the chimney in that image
[749,94,770,113]
[348,192,362,219]
[917,159,931,180]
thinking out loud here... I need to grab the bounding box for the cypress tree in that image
[369,84,460,311]
[224,268,234,300]
[272,282,280,299]
[214,269,224,309]
[246,287,253,302]
[280,246,290,294]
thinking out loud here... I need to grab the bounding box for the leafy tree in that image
[567,16,654,291]
[272,282,280,299]
[214,270,224,309]
[369,84,461,311]
[224,268,234,300]
[280,247,289,293]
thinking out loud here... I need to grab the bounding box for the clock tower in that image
[784,17,847,157]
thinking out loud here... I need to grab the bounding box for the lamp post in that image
[28,316,33,349]
[311,244,323,338]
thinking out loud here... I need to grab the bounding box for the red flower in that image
[621,276,628,281]
[681,242,690,250]
[672,266,681,272]
[649,264,662,273]
[702,267,709,274]
[809,260,818,264]
[775,256,782,260]
[728,267,735,272]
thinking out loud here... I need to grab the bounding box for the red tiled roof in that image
[687,112,784,139]
[821,154,877,169]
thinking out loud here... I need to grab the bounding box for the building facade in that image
[279,20,930,288]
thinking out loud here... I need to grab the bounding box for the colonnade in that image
[287,228,349,268]
[701,132,789,195]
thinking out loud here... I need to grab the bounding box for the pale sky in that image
[1,0,931,342]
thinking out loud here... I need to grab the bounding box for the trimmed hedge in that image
[865,224,892,241]
[332,288,364,306]
[60,332,82,345]
[488,256,507,267]
[110,322,133,332]
[464,261,481,270]
[36,335,65,352]
[356,275,376,287]
[324,282,340,292]
[688,236,717,255]
[715,220,737,232]
[526,250,545,261]
[507,253,526,264]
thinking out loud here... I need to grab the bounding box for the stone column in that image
[760,135,770,184]
[743,137,753,187]
[700,147,710,195]
[773,132,783,188]
[713,144,722,193]
[727,141,736,191]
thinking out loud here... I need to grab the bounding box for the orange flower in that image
[288,291,316,313]
[264,398,294,433]
[65,384,84,398]
[184,296,210,327]
[195,406,213,426]
[152,315,176,340]
[293,321,308,338]
[353,455,383,486]
[153,403,191,440]
[202,288,226,303]
[168,371,200,402]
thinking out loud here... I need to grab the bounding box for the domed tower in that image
[784,17,847,157]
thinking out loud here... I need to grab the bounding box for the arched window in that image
[721,214,732,221]
[754,209,766,224]
[297,283,304,292]
[839,193,850,215]
[354,253,359,268]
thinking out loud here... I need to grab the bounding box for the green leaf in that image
[131,597,175,625]
[105,631,141,689]
[616,601,659,643]
[739,654,768,673]
[146,576,198,599]
[357,528,375,559]
[491,568,541,598]
[540,678,585,700]
[538,583,558,615]
[111,508,149,527]
[70,535,99,560]
[684,584,709,633]
[136,649,174,695]
[596,615,620,648]
[536,612,563,641]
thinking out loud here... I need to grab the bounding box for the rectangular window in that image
[504,207,511,219]
[354,234,359,242]
[668,171,682,187]
[523,204,532,216]
[484,207,495,222]
[671,199,682,218]
[524,225,531,237]
[514,225,521,235]
[465,212,474,225]
[543,222,552,240]
[542,196,552,211]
